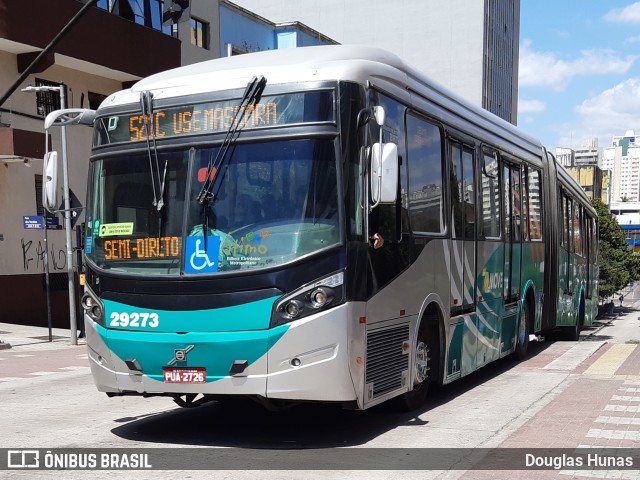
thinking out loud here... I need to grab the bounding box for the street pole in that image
[44,221,53,342]
[59,85,78,345]
[22,84,77,345]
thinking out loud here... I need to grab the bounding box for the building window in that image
[35,79,65,117]
[88,92,107,110]
[191,17,208,49]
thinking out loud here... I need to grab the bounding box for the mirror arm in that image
[369,106,386,212]
[370,189,381,211]
[369,143,382,212]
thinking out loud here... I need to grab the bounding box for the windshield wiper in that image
[196,75,267,205]
[140,90,168,212]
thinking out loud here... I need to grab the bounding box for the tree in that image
[593,198,639,300]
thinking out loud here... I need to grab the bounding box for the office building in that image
[233,0,521,124]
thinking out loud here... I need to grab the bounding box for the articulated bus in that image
[49,46,597,410]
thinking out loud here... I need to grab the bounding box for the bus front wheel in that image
[395,330,430,411]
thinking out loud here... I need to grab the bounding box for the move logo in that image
[482,271,503,292]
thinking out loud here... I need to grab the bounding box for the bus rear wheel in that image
[565,299,584,341]
[514,300,530,360]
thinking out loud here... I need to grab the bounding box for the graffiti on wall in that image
[21,238,67,271]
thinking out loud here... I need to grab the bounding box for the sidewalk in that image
[0,322,86,352]
[584,302,640,344]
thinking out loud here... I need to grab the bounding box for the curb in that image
[583,318,613,338]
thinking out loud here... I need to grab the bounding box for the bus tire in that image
[566,298,584,341]
[514,299,530,360]
[395,324,430,411]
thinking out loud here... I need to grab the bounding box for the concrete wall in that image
[178,0,222,66]
[276,27,332,48]
[219,3,275,56]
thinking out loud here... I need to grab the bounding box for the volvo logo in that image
[168,345,194,365]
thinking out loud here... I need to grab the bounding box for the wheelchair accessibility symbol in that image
[185,236,220,274]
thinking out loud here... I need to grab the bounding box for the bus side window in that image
[528,169,543,240]
[481,152,501,239]
[522,166,530,241]
[462,146,475,240]
[405,114,444,235]
[510,166,521,242]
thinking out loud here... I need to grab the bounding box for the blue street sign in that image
[23,215,45,230]
[46,216,62,230]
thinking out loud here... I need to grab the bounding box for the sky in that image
[518,0,640,151]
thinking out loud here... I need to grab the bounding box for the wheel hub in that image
[415,341,429,383]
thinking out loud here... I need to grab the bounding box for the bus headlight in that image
[81,288,104,325]
[284,300,304,319]
[310,288,329,308]
[271,271,344,327]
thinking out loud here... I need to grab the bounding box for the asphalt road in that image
[2,295,640,479]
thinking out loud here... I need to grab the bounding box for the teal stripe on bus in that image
[96,322,290,381]
[102,295,281,332]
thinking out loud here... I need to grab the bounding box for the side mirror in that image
[44,108,96,129]
[372,106,385,127]
[42,151,59,212]
[370,142,398,207]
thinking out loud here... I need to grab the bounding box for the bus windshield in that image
[85,138,340,275]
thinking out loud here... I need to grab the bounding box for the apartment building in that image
[602,131,640,203]
[556,140,608,204]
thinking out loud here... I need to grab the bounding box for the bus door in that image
[476,150,503,367]
[585,214,597,324]
[501,161,523,352]
[448,138,477,377]
[558,192,572,324]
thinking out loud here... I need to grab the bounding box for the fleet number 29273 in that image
[109,312,159,328]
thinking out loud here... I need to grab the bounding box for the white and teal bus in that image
[50,46,598,410]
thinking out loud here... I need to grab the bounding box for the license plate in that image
[163,367,206,384]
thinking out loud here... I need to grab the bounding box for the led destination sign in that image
[102,237,180,261]
[95,91,334,145]
[129,102,278,141]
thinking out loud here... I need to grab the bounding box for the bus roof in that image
[127,45,407,95]
[102,44,543,156]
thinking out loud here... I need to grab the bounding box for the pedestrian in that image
[619,295,624,307]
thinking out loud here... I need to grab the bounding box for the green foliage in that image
[628,253,640,283]
[593,198,640,299]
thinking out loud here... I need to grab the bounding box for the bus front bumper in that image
[85,303,365,405]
